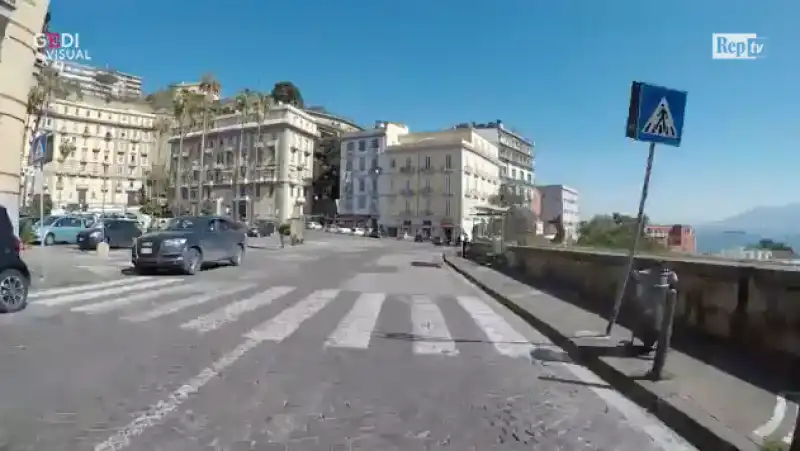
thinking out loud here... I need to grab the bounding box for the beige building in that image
[378,128,501,239]
[0,0,50,231]
[22,97,158,211]
[169,82,220,101]
[170,103,318,223]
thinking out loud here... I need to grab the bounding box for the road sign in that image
[626,82,688,147]
[29,132,54,165]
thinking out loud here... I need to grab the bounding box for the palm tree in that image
[250,92,273,220]
[171,89,192,214]
[55,139,76,208]
[195,73,221,214]
[232,89,253,220]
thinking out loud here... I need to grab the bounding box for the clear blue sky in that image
[49,0,798,225]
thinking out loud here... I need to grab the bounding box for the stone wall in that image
[472,243,800,358]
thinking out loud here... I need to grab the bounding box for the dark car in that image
[0,206,30,313]
[247,219,274,237]
[368,229,381,238]
[77,218,142,250]
[131,215,245,275]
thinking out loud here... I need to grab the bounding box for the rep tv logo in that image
[712,33,766,60]
[35,32,93,63]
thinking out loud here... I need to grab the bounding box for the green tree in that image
[750,239,794,253]
[487,185,537,244]
[311,135,341,218]
[26,195,53,217]
[270,81,303,107]
[577,213,664,251]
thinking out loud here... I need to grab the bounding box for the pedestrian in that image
[461,232,469,258]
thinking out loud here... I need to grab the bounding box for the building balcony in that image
[419,187,433,196]
[441,165,455,173]
[419,166,436,174]
[464,165,474,174]
[399,188,415,196]
[399,166,415,174]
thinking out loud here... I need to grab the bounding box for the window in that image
[357,196,366,209]
[345,158,353,171]
[445,177,451,193]
[445,200,451,216]
[371,138,379,148]
[358,178,365,192]
[358,156,365,171]
[424,156,431,169]
[390,159,396,168]
[358,140,366,151]
[445,155,452,169]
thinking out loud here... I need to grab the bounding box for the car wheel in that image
[183,248,202,275]
[44,233,55,246]
[230,244,244,266]
[0,269,29,313]
[133,265,155,275]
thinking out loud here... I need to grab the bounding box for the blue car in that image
[33,215,88,245]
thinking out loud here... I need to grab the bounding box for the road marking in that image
[181,286,295,334]
[325,292,385,349]
[786,431,793,444]
[29,277,148,300]
[93,337,261,451]
[456,295,532,358]
[410,295,458,355]
[72,284,200,314]
[123,284,257,323]
[754,394,788,438]
[245,289,339,342]
[38,279,182,307]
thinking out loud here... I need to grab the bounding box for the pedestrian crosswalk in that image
[27,277,538,359]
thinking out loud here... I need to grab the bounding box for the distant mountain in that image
[694,203,800,254]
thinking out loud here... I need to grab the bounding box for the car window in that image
[217,219,232,231]
[64,217,82,227]
[166,218,195,230]
[207,219,219,232]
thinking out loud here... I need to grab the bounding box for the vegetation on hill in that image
[577,213,665,251]
[748,238,794,253]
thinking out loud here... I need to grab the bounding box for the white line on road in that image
[754,394,788,438]
[786,431,794,444]
[410,295,458,355]
[72,284,201,314]
[93,337,261,451]
[245,289,339,342]
[38,279,182,307]
[123,284,257,322]
[180,286,295,333]
[325,292,385,349]
[456,295,532,358]
[29,277,148,300]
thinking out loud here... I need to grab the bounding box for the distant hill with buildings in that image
[695,203,800,253]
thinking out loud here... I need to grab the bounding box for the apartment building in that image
[339,121,409,224]
[378,128,501,240]
[21,97,158,211]
[50,61,143,100]
[471,121,536,202]
[0,0,51,232]
[538,184,580,241]
[170,103,318,223]
[644,224,696,253]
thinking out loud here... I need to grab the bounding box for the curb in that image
[444,254,748,451]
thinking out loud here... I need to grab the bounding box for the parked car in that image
[247,220,274,237]
[77,218,142,250]
[368,229,381,238]
[33,215,88,245]
[0,206,30,313]
[131,215,246,275]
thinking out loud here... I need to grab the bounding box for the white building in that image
[339,121,409,224]
[537,184,580,241]
[378,128,501,240]
[22,96,157,211]
[48,61,143,99]
[471,121,535,201]
[169,103,318,223]
[169,81,220,101]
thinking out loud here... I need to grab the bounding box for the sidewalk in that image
[445,254,798,451]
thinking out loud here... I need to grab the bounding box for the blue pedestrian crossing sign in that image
[28,132,54,165]
[626,82,688,147]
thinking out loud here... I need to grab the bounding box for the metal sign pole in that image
[37,94,51,281]
[606,141,656,335]
[607,81,687,336]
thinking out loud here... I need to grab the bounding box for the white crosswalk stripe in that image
[28,279,538,360]
[180,286,295,334]
[325,293,385,349]
[410,295,458,355]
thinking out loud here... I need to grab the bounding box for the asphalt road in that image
[0,235,695,450]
